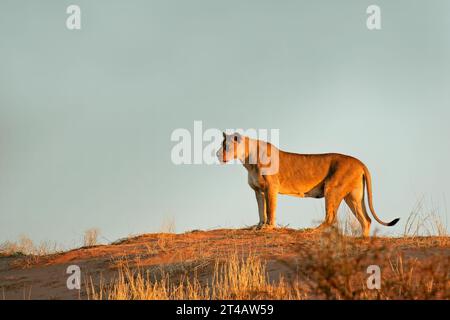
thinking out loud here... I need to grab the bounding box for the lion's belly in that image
[279,181,325,199]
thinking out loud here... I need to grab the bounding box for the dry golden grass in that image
[296,229,449,299]
[87,252,304,300]
[86,228,449,300]
[336,210,363,237]
[0,235,61,258]
[83,228,101,247]
[0,236,64,269]
[404,199,448,237]
[1,214,448,300]
[159,217,176,234]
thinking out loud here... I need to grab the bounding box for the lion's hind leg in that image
[314,190,345,232]
[344,188,371,237]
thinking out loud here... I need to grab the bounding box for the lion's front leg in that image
[264,187,278,227]
[255,190,267,227]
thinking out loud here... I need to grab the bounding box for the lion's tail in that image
[362,164,400,227]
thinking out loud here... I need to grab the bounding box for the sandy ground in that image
[1,228,449,299]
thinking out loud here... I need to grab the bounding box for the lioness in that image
[216,132,399,237]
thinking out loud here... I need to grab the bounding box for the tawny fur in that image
[217,133,399,237]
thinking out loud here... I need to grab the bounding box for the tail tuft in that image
[388,218,400,226]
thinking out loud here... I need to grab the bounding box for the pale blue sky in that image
[1,0,449,247]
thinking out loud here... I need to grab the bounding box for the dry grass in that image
[0,235,63,269]
[87,252,303,300]
[160,218,176,234]
[83,228,101,247]
[404,200,447,237]
[0,235,60,257]
[296,229,449,299]
[86,228,449,300]
[2,213,448,300]
[336,210,363,237]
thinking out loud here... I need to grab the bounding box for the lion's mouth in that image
[216,151,228,164]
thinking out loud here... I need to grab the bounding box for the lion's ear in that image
[233,133,242,143]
